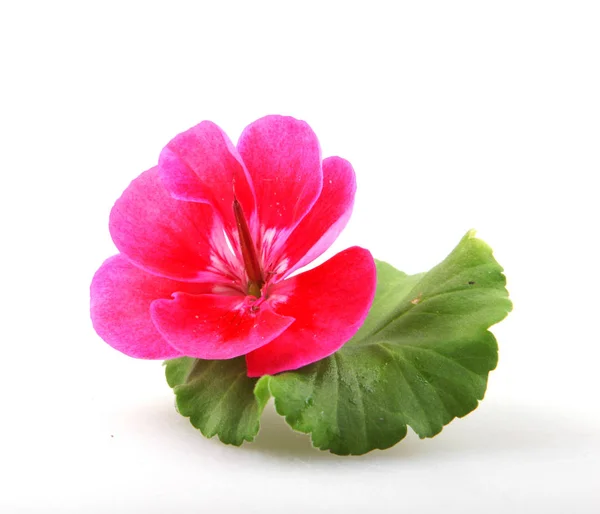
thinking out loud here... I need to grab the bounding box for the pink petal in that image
[109,167,235,283]
[90,255,209,359]
[237,115,322,253]
[150,293,295,360]
[158,121,256,239]
[245,247,376,377]
[277,156,356,277]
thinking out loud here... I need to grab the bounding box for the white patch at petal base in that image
[223,230,236,258]
[272,258,289,276]
[205,223,246,284]
[261,227,277,252]
[259,225,293,273]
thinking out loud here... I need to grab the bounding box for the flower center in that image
[233,196,264,297]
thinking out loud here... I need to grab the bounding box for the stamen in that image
[233,196,264,296]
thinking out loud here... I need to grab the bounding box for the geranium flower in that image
[91,115,376,376]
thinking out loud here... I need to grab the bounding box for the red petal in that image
[90,255,209,359]
[278,156,356,276]
[158,121,256,239]
[245,247,376,377]
[150,293,294,360]
[237,116,322,251]
[109,167,236,283]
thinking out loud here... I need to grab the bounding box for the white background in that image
[1,1,599,512]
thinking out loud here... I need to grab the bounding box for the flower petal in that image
[90,255,208,359]
[150,294,295,360]
[277,156,356,277]
[245,247,376,377]
[158,121,256,238]
[237,115,322,255]
[109,167,236,283]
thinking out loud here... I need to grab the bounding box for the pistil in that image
[233,196,264,297]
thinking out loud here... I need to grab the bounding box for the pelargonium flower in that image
[91,115,376,376]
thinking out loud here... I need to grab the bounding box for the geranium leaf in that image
[267,230,512,455]
[164,356,269,446]
[164,231,511,454]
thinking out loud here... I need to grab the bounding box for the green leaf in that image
[163,231,511,454]
[164,356,269,446]
[267,230,512,455]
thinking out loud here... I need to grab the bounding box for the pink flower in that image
[90,116,376,376]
